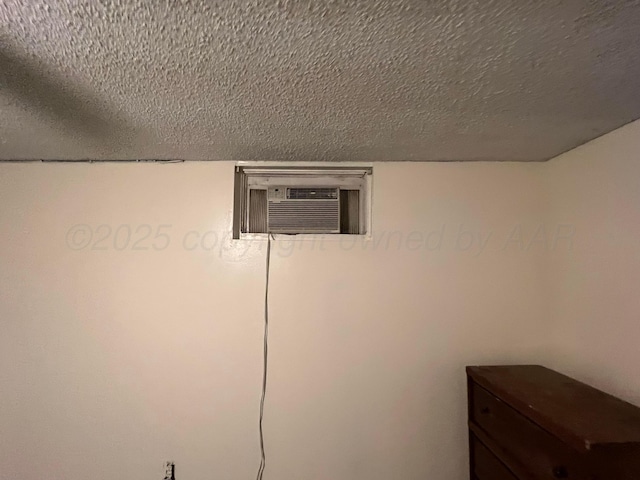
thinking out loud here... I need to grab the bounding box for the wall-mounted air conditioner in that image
[233,166,372,238]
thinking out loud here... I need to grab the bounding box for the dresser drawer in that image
[472,434,517,480]
[470,382,594,480]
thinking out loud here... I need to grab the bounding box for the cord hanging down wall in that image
[256,234,273,480]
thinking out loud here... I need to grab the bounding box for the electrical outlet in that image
[164,462,175,480]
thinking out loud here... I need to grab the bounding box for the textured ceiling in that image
[1,0,640,162]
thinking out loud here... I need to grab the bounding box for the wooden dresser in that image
[467,365,640,480]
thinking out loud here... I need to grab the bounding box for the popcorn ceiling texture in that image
[0,0,639,161]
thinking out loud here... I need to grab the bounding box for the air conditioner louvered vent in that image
[268,187,339,233]
[287,188,338,200]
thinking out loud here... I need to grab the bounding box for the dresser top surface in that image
[467,365,640,452]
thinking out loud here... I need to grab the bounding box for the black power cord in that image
[256,234,273,480]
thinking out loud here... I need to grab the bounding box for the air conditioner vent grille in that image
[268,200,339,232]
[287,187,338,200]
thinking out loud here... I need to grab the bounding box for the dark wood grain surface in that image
[471,433,518,480]
[467,365,640,452]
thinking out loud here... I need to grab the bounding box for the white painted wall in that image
[0,162,552,480]
[544,120,640,406]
